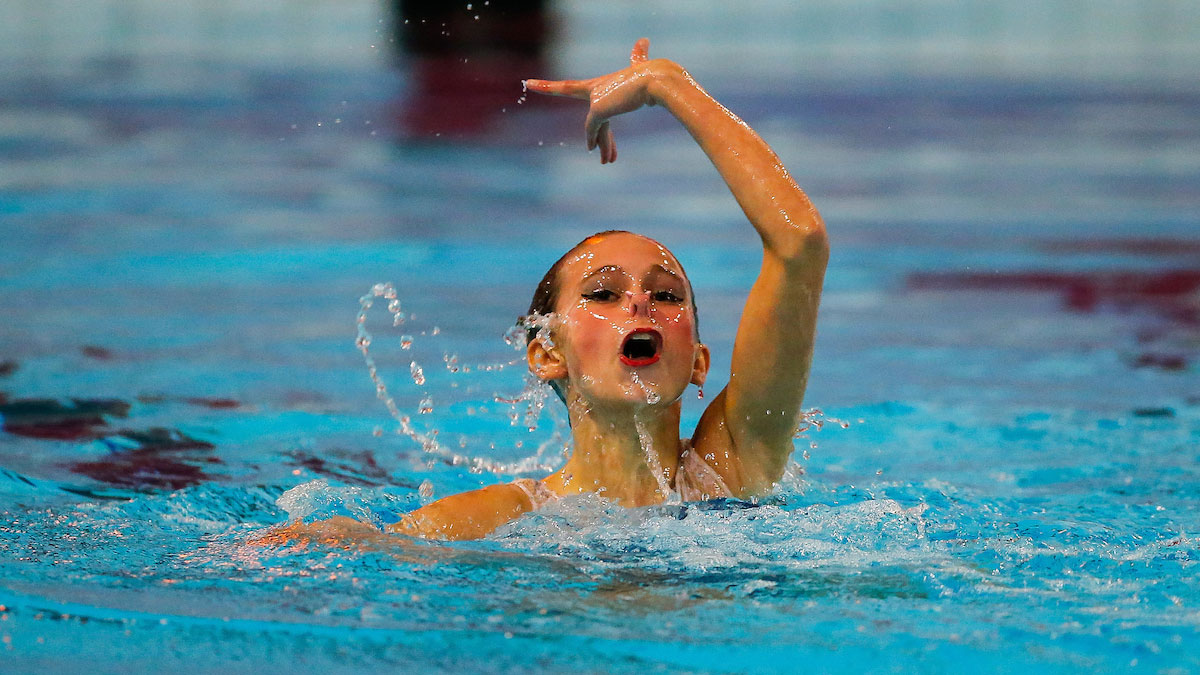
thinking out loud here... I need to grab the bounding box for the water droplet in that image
[418,480,434,499]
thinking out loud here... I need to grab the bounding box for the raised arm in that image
[526,39,828,495]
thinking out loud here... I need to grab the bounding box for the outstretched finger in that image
[523,78,592,100]
[629,38,650,65]
[598,122,617,164]
[584,111,603,151]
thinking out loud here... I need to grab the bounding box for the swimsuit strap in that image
[511,478,559,510]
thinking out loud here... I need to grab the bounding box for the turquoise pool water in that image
[2,4,1199,673]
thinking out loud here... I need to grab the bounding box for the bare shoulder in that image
[387,482,534,541]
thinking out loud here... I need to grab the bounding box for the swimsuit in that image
[511,440,734,508]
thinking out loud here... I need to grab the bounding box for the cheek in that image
[561,305,622,359]
[656,306,696,341]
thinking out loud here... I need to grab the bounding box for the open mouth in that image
[619,328,662,367]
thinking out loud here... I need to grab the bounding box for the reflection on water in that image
[390,0,552,139]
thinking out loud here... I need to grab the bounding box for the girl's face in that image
[546,232,706,409]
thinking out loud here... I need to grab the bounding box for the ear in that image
[690,343,711,387]
[527,336,568,382]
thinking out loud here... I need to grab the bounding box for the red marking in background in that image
[136,394,241,409]
[184,397,240,409]
[1,398,131,441]
[81,345,115,360]
[1133,353,1189,372]
[1039,239,1200,257]
[399,55,560,138]
[71,455,215,491]
[392,0,552,140]
[5,419,103,441]
[907,269,1200,324]
[68,428,220,491]
[907,265,1199,372]
[285,448,390,487]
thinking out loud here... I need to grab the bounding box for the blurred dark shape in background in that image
[390,0,551,139]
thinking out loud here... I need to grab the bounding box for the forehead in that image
[559,233,685,282]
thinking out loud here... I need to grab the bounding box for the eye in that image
[582,289,619,302]
[652,290,683,302]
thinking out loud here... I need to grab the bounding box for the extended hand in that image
[524,38,664,164]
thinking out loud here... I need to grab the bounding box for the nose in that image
[626,291,651,317]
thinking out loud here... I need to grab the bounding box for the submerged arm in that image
[527,39,828,494]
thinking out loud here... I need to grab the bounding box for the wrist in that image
[645,59,689,106]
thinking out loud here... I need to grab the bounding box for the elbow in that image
[803,224,830,261]
[772,215,828,266]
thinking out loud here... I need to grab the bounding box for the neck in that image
[545,395,683,506]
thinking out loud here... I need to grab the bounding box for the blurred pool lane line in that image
[0,0,1197,84]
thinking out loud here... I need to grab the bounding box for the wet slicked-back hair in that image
[521,230,700,403]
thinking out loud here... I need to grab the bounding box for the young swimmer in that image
[265,38,827,543]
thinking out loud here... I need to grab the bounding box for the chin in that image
[613,377,689,409]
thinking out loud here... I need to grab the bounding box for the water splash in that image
[634,417,675,504]
[356,284,568,478]
[417,479,434,501]
[794,407,852,461]
[518,311,556,350]
[628,370,661,405]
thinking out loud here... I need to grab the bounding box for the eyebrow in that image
[579,265,626,284]
[644,265,683,282]
[578,264,681,285]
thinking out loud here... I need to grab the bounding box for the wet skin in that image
[262,38,828,542]
[547,232,706,414]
